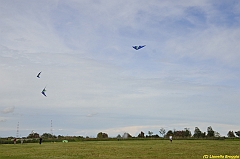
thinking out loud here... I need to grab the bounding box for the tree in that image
[183,128,191,137]
[207,126,215,137]
[97,132,108,138]
[116,134,121,139]
[193,127,201,138]
[173,130,184,138]
[193,127,206,138]
[171,128,191,138]
[151,134,159,138]
[166,130,173,137]
[227,131,235,138]
[148,131,153,137]
[41,133,56,138]
[138,131,145,138]
[58,135,64,139]
[214,131,221,137]
[159,128,166,138]
[27,132,40,138]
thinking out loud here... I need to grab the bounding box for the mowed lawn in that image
[0,139,239,159]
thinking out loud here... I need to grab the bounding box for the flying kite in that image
[37,72,41,78]
[41,87,47,97]
[132,45,146,50]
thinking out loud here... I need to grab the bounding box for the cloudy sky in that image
[0,0,240,138]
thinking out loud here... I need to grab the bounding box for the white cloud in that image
[0,117,7,122]
[165,27,240,67]
[0,1,69,53]
[2,106,15,114]
[86,113,98,117]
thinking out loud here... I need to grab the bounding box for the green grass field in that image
[0,139,239,159]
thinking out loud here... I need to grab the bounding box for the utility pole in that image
[16,122,19,138]
[51,120,53,136]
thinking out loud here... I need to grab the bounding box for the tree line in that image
[1,126,240,141]
[153,126,240,138]
[97,126,240,139]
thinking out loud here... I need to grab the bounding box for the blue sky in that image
[0,0,240,138]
